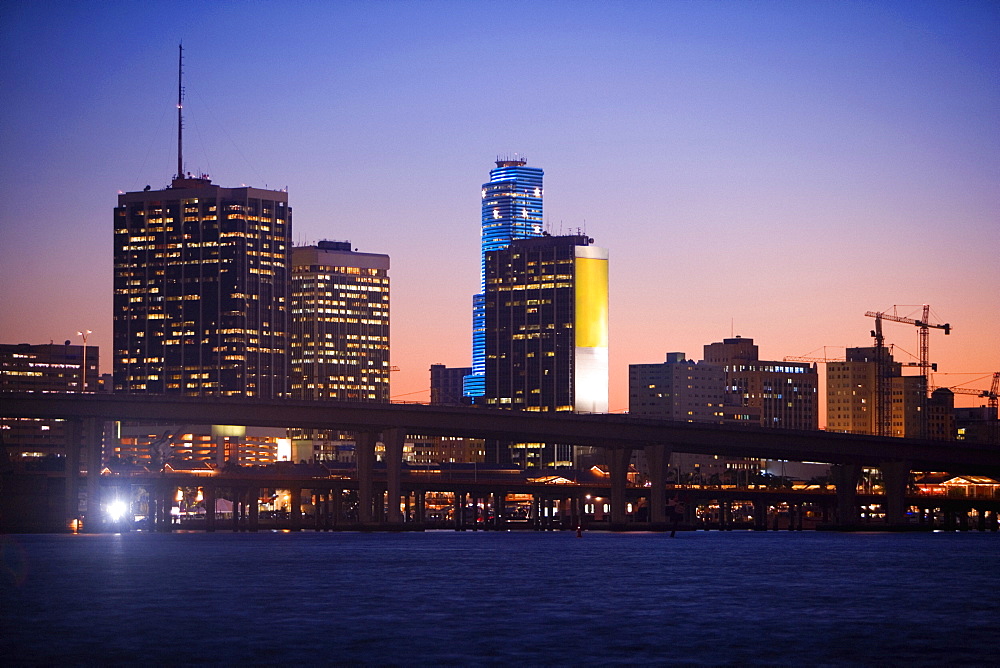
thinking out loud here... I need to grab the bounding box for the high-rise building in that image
[430,364,471,406]
[484,234,608,466]
[826,347,889,435]
[113,174,291,399]
[826,346,928,437]
[629,352,726,422]
[1,342,101,460]
[290,241,390,402]
[704,336,818,430]
[464,158,545,399]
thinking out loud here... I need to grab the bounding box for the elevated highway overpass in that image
[4,392,998,530]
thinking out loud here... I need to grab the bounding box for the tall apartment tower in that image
[464,157,545,399]
[703,336,818,430]
[484,234,608,466]
[290,240,390,402]
[113,174,291,398]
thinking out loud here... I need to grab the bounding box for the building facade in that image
[628,352,759,483]
[629,352,726,422]
[1,342,101,460]
[430,364,472,406]
[290,241,390,402]
[113,174,291,399]
[464,158,545,399]
[484,234,608,466]
[704,336,818,430]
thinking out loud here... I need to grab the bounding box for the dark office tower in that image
[430,364,472,406]
[464,157,545,400]
[703,336,818,430]
[290,241,390,402]
[484,234,608,467]
[113,174,291,398]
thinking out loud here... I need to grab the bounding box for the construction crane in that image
[931,372,1000,446]
[865,305,951,439]
[933,372,1000,413]
[783,347,846,363]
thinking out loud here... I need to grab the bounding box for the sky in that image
[1,0,998,417]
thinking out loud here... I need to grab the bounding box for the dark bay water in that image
[2,530,997,666]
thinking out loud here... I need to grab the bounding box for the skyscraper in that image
[464,157,545,399]
[484,234,608,466]
[113,174,291,398]
[114,47,292,400]
[290,240,390,402]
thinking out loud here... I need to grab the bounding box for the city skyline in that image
[2,1,998,415]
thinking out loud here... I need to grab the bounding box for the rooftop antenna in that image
[177,42,184,180]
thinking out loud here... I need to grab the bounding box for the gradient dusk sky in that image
[2,1,998,417]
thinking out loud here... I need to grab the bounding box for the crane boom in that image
[865,305,951,439]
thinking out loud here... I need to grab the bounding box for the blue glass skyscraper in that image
[463,158,544,398]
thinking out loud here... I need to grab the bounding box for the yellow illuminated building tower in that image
[484,234,608,466]
[290,241,390,402]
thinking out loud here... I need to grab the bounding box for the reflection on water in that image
[2,531,997,665]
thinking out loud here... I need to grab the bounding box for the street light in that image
[76,329,92,392]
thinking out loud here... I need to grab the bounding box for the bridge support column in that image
[831,464,862,527]
[608,447,632,530]
[454,491,465,531]
[414,490,425,525]
[383,428,405,525]
[645,444,671,528]
[493,491,504,530]
[82,418,103,532]
[64,419,82,530]
[753,499,767,531]
[205,485,216,532]
[355,431,378,525]
[290,487,302,531]
[880,461,911,528]
[249,487,260,532]
[332,488,342,527]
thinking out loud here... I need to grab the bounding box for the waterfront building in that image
[484,234,608,466]
[1,342,101,460]
[703,336,818,430]
[113,424,286,467]
[290,240,390,402]
[464,157,545,400]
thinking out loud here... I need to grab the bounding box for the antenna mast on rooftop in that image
[177,43,184,179]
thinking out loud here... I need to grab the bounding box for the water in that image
[2,530,997,666]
